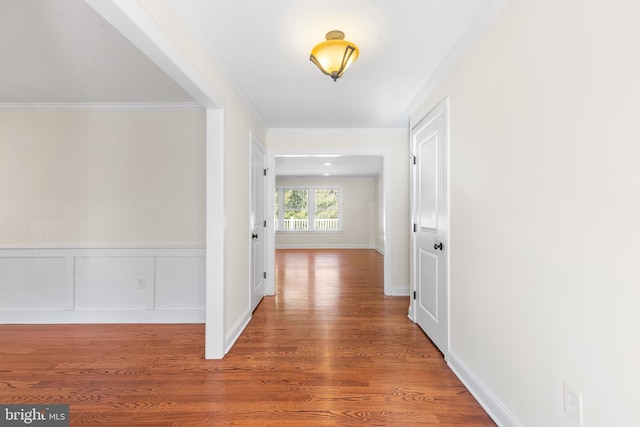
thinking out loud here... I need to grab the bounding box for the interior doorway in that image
[265,149,393,296]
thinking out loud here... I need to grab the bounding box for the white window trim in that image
[276,186,343,233]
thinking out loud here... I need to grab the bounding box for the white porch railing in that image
[314,218,339,230]
[275,218,339,231]
[284,218,308,230]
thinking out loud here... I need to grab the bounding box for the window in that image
[275,187,341,232]
[314,189,339,230]
[283,188,308,231]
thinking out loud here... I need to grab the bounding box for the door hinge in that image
[263,220,267,227]
[413,223,417,232]
[412,155,416,165]
[263,169,267,176]
[263,272,267,279]
[413,291,416,300]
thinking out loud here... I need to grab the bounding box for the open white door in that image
[250,134,267,312]
[411,99,449,357]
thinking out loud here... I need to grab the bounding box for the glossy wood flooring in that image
[0,249,495,426]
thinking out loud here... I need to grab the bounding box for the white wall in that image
[275,176,377,248]
[0,110,205,246]
[267,129,410,294]
[411,0,640,425]
[0,109,206,322]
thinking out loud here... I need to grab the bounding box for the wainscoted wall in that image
[0,247,205,323]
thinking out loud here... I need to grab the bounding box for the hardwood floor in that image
[0,249,495,426]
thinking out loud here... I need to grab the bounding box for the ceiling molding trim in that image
[405,0,512,113]
[0,102,203,112]
[168,0,266,131]
[267,128,408,136]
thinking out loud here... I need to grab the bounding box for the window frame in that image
[275,186,342,233]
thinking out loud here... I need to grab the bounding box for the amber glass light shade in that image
[310,30,359,81]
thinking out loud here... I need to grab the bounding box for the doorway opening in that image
[266,150,392,296]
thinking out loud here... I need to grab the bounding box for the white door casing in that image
[411,98,449,358]
[250,134,266,312]
[265,147,395,296]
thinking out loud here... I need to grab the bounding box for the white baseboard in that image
[448,351,522,427]
[386,287,410,296]
[0,246,205,324]
[0,309,204,324]
[225,307,251,354]
[275,244,375,249]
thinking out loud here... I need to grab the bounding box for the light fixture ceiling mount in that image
[310,30,359,81]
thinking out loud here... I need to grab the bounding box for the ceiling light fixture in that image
[310,30,359,81]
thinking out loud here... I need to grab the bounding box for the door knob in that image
[252,233,258,239]
[434,242,443,251]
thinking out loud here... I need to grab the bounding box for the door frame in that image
[265,148,393,296]
[410,97,450,358]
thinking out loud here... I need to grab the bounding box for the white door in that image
[411,99,448,357]
[250,137,266,312]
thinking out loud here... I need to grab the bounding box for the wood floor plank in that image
[0,249,494,426]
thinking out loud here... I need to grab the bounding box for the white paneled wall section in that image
[0,247,205,323]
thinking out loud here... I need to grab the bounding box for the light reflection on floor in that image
[275,250,346,310]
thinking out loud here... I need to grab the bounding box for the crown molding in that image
[0,102,203,111]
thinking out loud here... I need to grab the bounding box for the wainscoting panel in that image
[0,256,68,310]
[75,256,154,310]
[0,247,205,324]
[155,256,205,310]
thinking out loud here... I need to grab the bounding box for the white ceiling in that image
[0,0,497,176]
[0,0,495,123]
[0,0,194,104]
[275,155,383,178]
[176,0,492,128]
